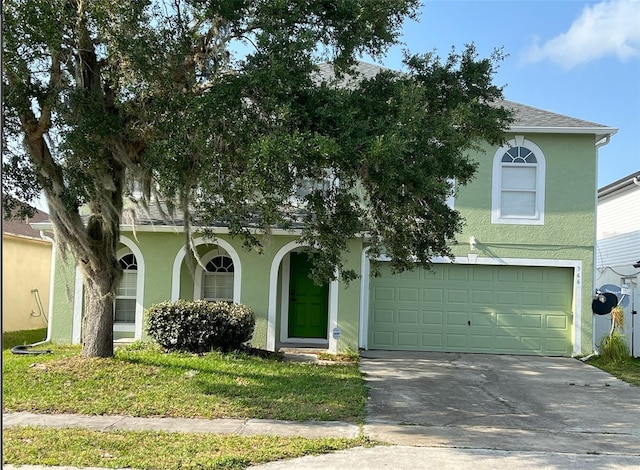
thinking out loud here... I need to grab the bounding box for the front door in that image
[288,252,329,339]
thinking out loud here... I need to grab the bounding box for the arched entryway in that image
[267,241,338,353]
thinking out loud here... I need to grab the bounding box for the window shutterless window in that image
[115,253,137,323]
[491,136,546,225]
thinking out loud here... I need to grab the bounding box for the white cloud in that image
[522,0,640,69]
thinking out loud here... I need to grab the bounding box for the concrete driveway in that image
[360,351,640,456]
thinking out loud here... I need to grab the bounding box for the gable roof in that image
[2,199,50,239]
[318,61,617,143]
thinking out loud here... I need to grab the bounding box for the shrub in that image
[599,331,630,363]
[146,300,255,353]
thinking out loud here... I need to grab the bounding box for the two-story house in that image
[33,63,617,357]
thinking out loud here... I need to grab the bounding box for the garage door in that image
[369,264,574,355]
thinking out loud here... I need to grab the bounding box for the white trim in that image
[267,241,338,352]
[72,266,83,344]
[171,237,241,303]
[509,126,618,137]
[116,237,146,340]
[491,136,546,225]
[328,272,339,354]
[278,254,292,344]
[363,255,583,356]
[359,246,371,349]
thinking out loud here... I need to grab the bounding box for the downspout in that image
[10,231,55,354]
[589,135,614,356]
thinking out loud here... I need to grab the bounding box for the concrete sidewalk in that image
[2,411,360,439]
[5,411,640,469]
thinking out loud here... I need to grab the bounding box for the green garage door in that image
[369,264,574,355]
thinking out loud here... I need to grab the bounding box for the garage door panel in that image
[546,314,569,330]
[471,311,494,326]
[447,290,468,303]
[423,310,444,324]
[497,291,518,305]
[422,333,442,347]
[496,313,520,327]
[372,330,394,347]
[521,337,543,351]
[398,309,419,324]
[472,290,493,304]
[399,287,419,302]
[472,268,494,282]
[446,334,467,348]
[447,311,468,325]
[522,269,544,283]
[374,287,395,301]
[372,308,394,324]
[522,292,544,306]
[521,313,542,328]
[469,334,494,350]
[370,264,573,355]
[423,288,444,302]
[547,292,569,307]
[397,331,419,347]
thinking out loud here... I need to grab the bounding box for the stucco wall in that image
[2,234,52,332]
[48,230,364,351]
[452,133,598,355]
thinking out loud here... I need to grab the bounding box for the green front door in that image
[288,252,329,338]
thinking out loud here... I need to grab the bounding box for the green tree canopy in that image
[2,0,511,357]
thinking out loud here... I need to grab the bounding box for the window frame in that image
[194,249,236,303]
[491,136,546,225]
[202,255,235,302]
[114,252,137,329]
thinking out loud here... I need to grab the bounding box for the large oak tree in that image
[3,0,512,357]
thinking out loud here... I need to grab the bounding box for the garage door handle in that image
[468,320,471,326]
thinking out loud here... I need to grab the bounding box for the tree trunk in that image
[81,271,117,358]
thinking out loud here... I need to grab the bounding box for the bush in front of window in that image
[146,300,255,353]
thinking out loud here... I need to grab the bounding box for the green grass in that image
[2,328,47,349]
[3,427,373,470]
[587,356,640,387]
[2,343,367,421]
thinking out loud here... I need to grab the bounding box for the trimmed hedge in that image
[146,300,255,353]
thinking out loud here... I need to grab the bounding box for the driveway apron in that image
[360,351,640,455]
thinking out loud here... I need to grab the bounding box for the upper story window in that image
[115,253,137,324]
[202,255,234,302]
[491,136,546,225]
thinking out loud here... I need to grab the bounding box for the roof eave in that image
[31,221,305,236]
[509,125,618,143]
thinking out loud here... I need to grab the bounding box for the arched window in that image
[491,136,546,225]
[202,255,234,302]
[115,253,137,324]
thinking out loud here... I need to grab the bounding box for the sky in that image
[367,0,640,188]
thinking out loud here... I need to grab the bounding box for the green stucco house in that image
[32,78,617,357]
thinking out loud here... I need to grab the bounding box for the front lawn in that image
[2,343,367,421]
[587,356,640,387]
[3,427,372,470]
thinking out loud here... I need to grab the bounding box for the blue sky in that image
[369,0,640,188]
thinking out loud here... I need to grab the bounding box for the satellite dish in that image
[599,284,630,308]
[592,292,618,315]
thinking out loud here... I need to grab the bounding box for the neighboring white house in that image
[595,171,640,357]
